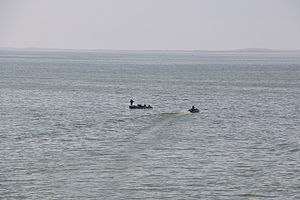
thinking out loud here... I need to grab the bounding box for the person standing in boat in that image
[130,99,134,105]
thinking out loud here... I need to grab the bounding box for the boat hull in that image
[129,105,153,109]
[189,108,199,113]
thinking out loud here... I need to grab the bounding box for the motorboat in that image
[189,107,199,113]
[129,104,153,109]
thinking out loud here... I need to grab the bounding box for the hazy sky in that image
[0,0,300,50]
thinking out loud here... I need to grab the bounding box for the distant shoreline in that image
[1,47,300,54]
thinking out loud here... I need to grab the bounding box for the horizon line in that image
[1,46,300,53]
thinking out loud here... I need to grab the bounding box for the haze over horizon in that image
[1,0,300,51]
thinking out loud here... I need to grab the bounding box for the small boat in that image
[129,104,153,109]
[189,106,199,113]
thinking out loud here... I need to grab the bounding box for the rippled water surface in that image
[0,50,300,199]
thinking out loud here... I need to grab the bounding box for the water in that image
[0,49,299,199]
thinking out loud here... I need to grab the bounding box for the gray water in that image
[0,50,299,199]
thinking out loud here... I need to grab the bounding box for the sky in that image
[0,0,300,50]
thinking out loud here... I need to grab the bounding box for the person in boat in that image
[189,105,199,113]
[130,99,134,105]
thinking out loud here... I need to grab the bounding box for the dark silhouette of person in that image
[130,99,134,105]
[191,106,195,110]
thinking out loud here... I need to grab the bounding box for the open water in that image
[0,49,300,199]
